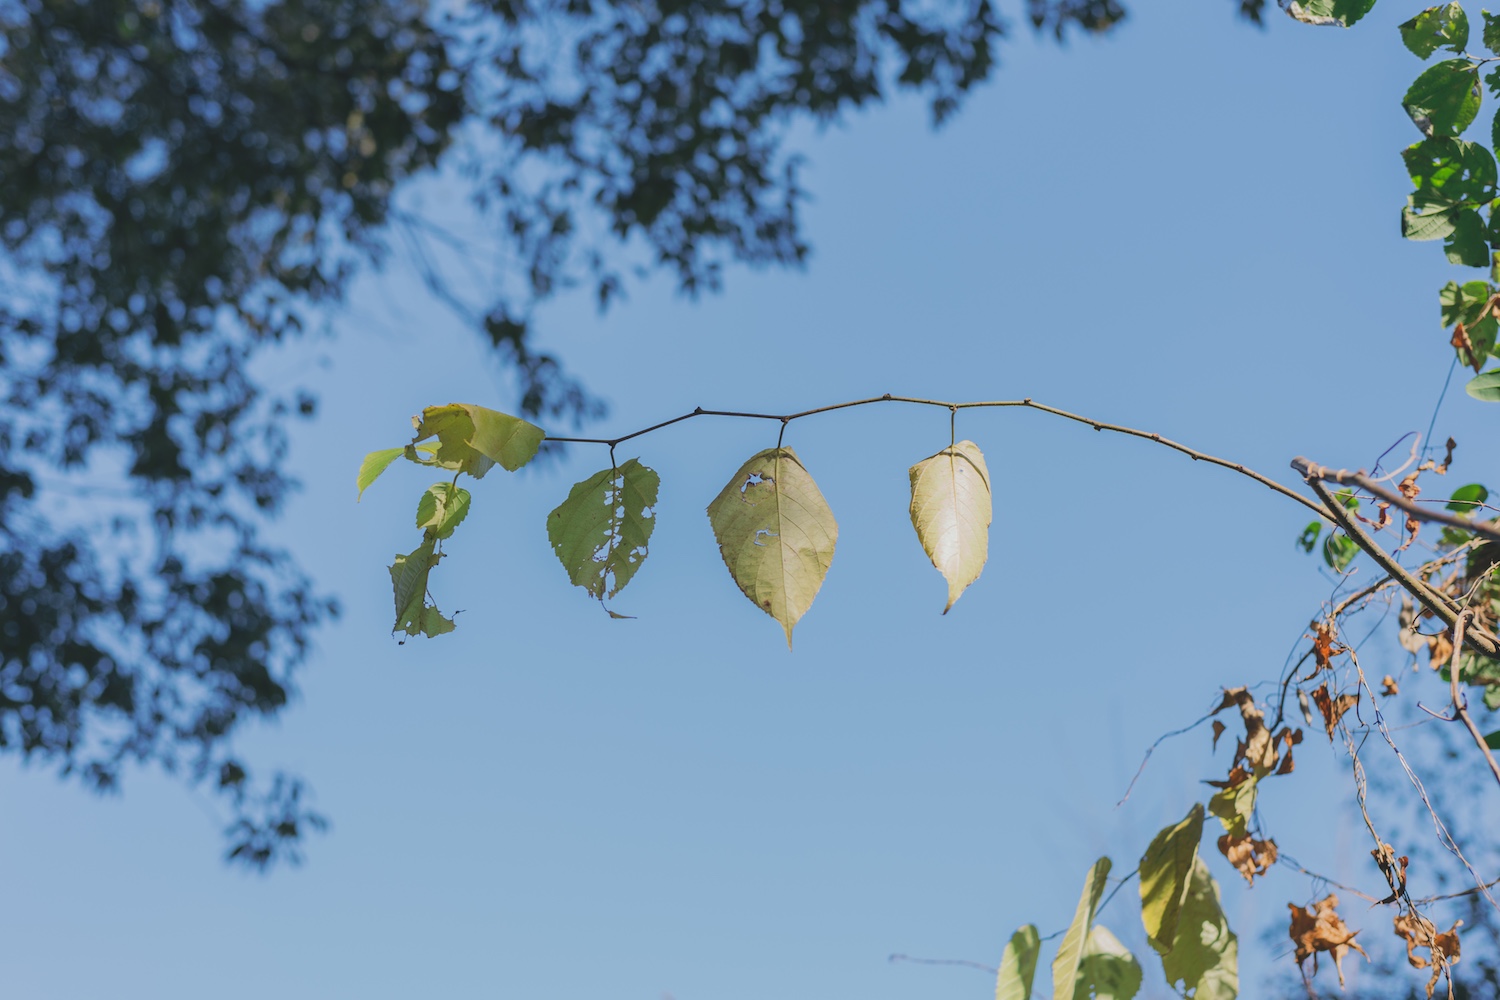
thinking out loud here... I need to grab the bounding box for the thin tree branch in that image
[544,394,1331,519]
[1292,458,1500,544]
[1447,610,1500,793]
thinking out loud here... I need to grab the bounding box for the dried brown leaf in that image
[1211,719,1226,750]
[1436,438,1457,475]
[1288,894,1369,988]
[1310,683,1359,739]
[1218,833,1278,884]
[1394,911,1463,998]
[1382,675,1401,697]
[1430,632,1454,671]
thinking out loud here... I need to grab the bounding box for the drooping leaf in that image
[1160,858,1238,1000]
[908,440,992,613]
[1404,60,1483,138]
[1400,5,1470,59]
[1140,803,1206,955]
[1467,369,1500,399]
[706,448,838,648]
[547,459,661,605]
[1207,776,1258,839]
[996,925,1041,1000]
[389,538,455,637]
[1282,0,1376,26]
[1074,925,1142,1000]
[416,483,472,540]
[357,447,405,501]
[410,403,545,478]
[1448,483,1490,512]
[1051,857,1112,1000]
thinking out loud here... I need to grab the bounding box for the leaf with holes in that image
[416,483,471,540]
[996,925,1041,1000]
[909,440,992,613]
[410,403,544,478]
[1160,858,1238,1000]
[390,538,455,637]
[1400,4,1469,59]
[1074,925,1142,1000]
[706,448,837,648]
[548,459,660,608]
[1052,857,1112,1000]
[1140,803,1205,955]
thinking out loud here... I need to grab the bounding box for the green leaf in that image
[1139,803,1205,955]
[1282,0,1376,26]
[1449,207,1492,264]
[1323,532,1359,572]
[1405,200,1463,240]
[389,538,455,637]
[1401,5,1470,58]
[410,403,544,478]
[1448,483,1490,512]
[1440,279,1498,325]
[1159,858,1238,1000]
[996,925,1041,1000]
[1487,685,1500,709]
[1466,369,1500,399]
[1486,10,1500,52]
[1296,522,1322,553]
[1208,776,1258,838]
[357,447,405,501]
[416,482,472,540]
[1404,60,1483,138]
[908,440,992,613]
[547,458,661,605]
[706,447,838,648]
[1484,729,1500,749]
[1051,857,1112,1000]
[1074,926,1142,1000]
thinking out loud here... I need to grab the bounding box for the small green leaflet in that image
[1208,776,1258,839]
[1282,0,1375,26]
[706,448,837,648]
[357,442,439,500]
[1074,926,1141,1000]
[1139,803,1205,955]
[547,458,660,610]
[1448,483,1490,512]
[1400,5,1469,59]
[1403,60,1483,138]
[1296,522,1321,553]
[410,402,544,478]
[1467,369,1500,399]
[416,482,471,540]
[1159,858,1238,1000]
[908,440,992,613]
[390,538,455,637]
[1051,857,1112,1000]
[996,925,1041,1000]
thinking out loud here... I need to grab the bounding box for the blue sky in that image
[3,0,1495,996]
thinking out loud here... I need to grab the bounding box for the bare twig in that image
[1292,458,1500,544]
[1447,611,1500,793]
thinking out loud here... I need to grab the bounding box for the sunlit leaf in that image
[1074,925,1142,1000]
[547,458,660,605]
[410,402,544,478]
[389,538,454,637]
[1140,803,1205,955]
[908,440,992,613]
[1467,369,1500,399]
[416,483,471,540]
[1404,60,1483,138]
[1323,532,1359,572]
[1160,858,1238,1000]
[1051,857,1112,1000]
[357,447,405,501]
[1282,0,1375,26]
[706,448,837,648]
[1207,776,1258,839]
[1400,5,1469,59]
[996,925,1041,1000]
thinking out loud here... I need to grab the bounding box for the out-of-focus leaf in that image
[1160,858,1239,1000]
[1074,925,1142,1000]
[1297,522,1322,553]
[1448,483,1490,513]
[1208,776,1258,838]
[996,925,1041,1000]
[1323,533,1359,572]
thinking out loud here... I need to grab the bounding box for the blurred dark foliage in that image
[0,0,1219,867]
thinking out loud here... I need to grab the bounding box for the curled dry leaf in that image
[1371,842,1409,905]
[1211,720,1226,750]
[1311,620,1346,672]
[1218,833,1278,885]
[1288,894,1369,988]
[1382,674,1401,696]
[1394,911,1463,999]
[1310,682,1359,739]
[1437,437,1457,475]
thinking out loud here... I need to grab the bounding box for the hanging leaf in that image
[996,925,1041,1000]
[410,402,544,478]
[1403,60,1483,138]
[1074,925,1142,1000]
[908,440,992,613]
[1051,857,1112,1000]
[1399,5,1470,59]
[707,448,838,648]
[358,448,405,501]
[1139,803,1205,955]
[416,483,472,540]
[389,538,455,637]
[547,459,661,607]
[1208,775,1258,838]
[1160,858,1238,1000]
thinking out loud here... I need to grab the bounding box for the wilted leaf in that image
[1074,925,1141,1000]
[357,447,405,501]
[1288,894,1368,988]
[706,448,837,648]
[1160,858,1238,1000]
[1052,857,1112,1000]
[1311,682,1359,738]
[1400,4,1470,58]
[1394,912,1463,999]
[389,538,455,638]
[548,459,660,607]
[415,483,471,540]
[1382,674,1401,696]
[908,440,992,613]
[410,402,544,478]
[1217,833,1278,884]
[1140,803,1205,954]
[996,925,1041,1000]
[1404,61,1483,138]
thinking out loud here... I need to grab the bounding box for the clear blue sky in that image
[2,0,1492,996]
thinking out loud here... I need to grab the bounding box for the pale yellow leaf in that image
[909,440,992,612]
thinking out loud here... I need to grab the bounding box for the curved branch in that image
[1292,458,1500,544]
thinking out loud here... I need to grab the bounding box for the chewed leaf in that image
[1140,803,1205,955]
[389,538,455,637]
[909,440,992,613]
[1074,925,1142,1000]
[416,483,471,540]
[547,459,660,606]
[996,925,1041,1000]
[706,447,837,648]
[1160,859,1238,1000]
[357,447,404,501]
[1051,857,1111,1000]
[410,403,544,478]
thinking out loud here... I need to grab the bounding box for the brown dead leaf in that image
[1382,675,1400,696]
[1400,473,1422,501]
[1430,631,1454,671]
[1219,833,1278,884]
[1394,911,1463,998]
[1288,894,1369,988]
[1399,597,1429,656]
[1437,438,1457,475]
[1374,502,1392,531]
[1311,683,1359,739]
[1312,621,1346,673]
[1453,322,1481,372]
[1212,719,1226,750]
[1205,764,1251,790]
[1213,687,1279,773]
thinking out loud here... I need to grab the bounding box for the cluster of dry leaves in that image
[1206,688,1299,885]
